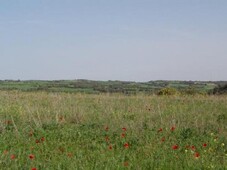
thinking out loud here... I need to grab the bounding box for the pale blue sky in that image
[1,0,227,81]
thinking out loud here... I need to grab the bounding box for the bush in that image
[157,87,178,96]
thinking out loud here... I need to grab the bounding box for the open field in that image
[0,90,226,169]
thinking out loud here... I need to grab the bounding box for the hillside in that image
[0,79,223,94]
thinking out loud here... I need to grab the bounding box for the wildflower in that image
[171,126,176,131]
[172,145,179,150]
[221,143,225,147]
[41,137,45,142]
[194,152,200,158]
[31,168,37,170]
[35,139,40,144]
[121,133,126,138]
[29,154,35,160]
[185,149,188,153]
[203,143,207,147]
[105,136,109,142]
[124,143,129,149]
[122,127,127,131]
[158,128,163,132]
[10,154,16,160]
[161,137,165,142]
[29,131,33,137]
[108,145,113,150]
[191,145,196,150]
[105,126,109,131]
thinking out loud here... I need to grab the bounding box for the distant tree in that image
[210,84,227,94]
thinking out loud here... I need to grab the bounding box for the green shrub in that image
[157,87,178,95]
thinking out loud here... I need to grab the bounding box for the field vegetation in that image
[0,80,220,95]
[0,90,226,169]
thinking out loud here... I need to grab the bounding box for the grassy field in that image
[0,90,226,169]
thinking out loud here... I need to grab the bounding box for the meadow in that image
[0,90,226,169]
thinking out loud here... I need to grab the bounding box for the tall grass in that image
[0,91,226,169]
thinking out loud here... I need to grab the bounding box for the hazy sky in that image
[1,0,227,81]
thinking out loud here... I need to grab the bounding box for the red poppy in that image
[191,145,196,150]
[158,128,163,132]
[10,154,16,160]
[172,145,179,150]
[31,168,37,170]
[203,143,207,147]
[122,127,127,131]
[194,152,200,158]
[41,137,45,142]
[29,131,33,137]
[108,145,113,150]
[29,154,35,160]
[171,126,176,131]
[105,136,109,142]
[161,137,165,142]
[35,139,40,144]
[121,133,126,138]
[124,143,129,148]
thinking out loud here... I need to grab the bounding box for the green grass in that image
[0,91,226,169]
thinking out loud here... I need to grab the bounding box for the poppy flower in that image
[121,133,126,138]
[203,143,207,147]
[161,137,165,142]
[29,131,33,137]
[122,127,127,131]
[41,137,45,142]
[29,154,35,160]
[172,145,179,150]
[171,126,176,131]
[191,146,196,150]
[10,154,16,160]
[31,168,37,170]
[108,145,113,150]
[35,139,40,144]
[194,152,200,158]
[105,136,109,142]
[158,128,163,132]
[124,143,129,148]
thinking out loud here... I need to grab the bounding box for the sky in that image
[0,0,227,81]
